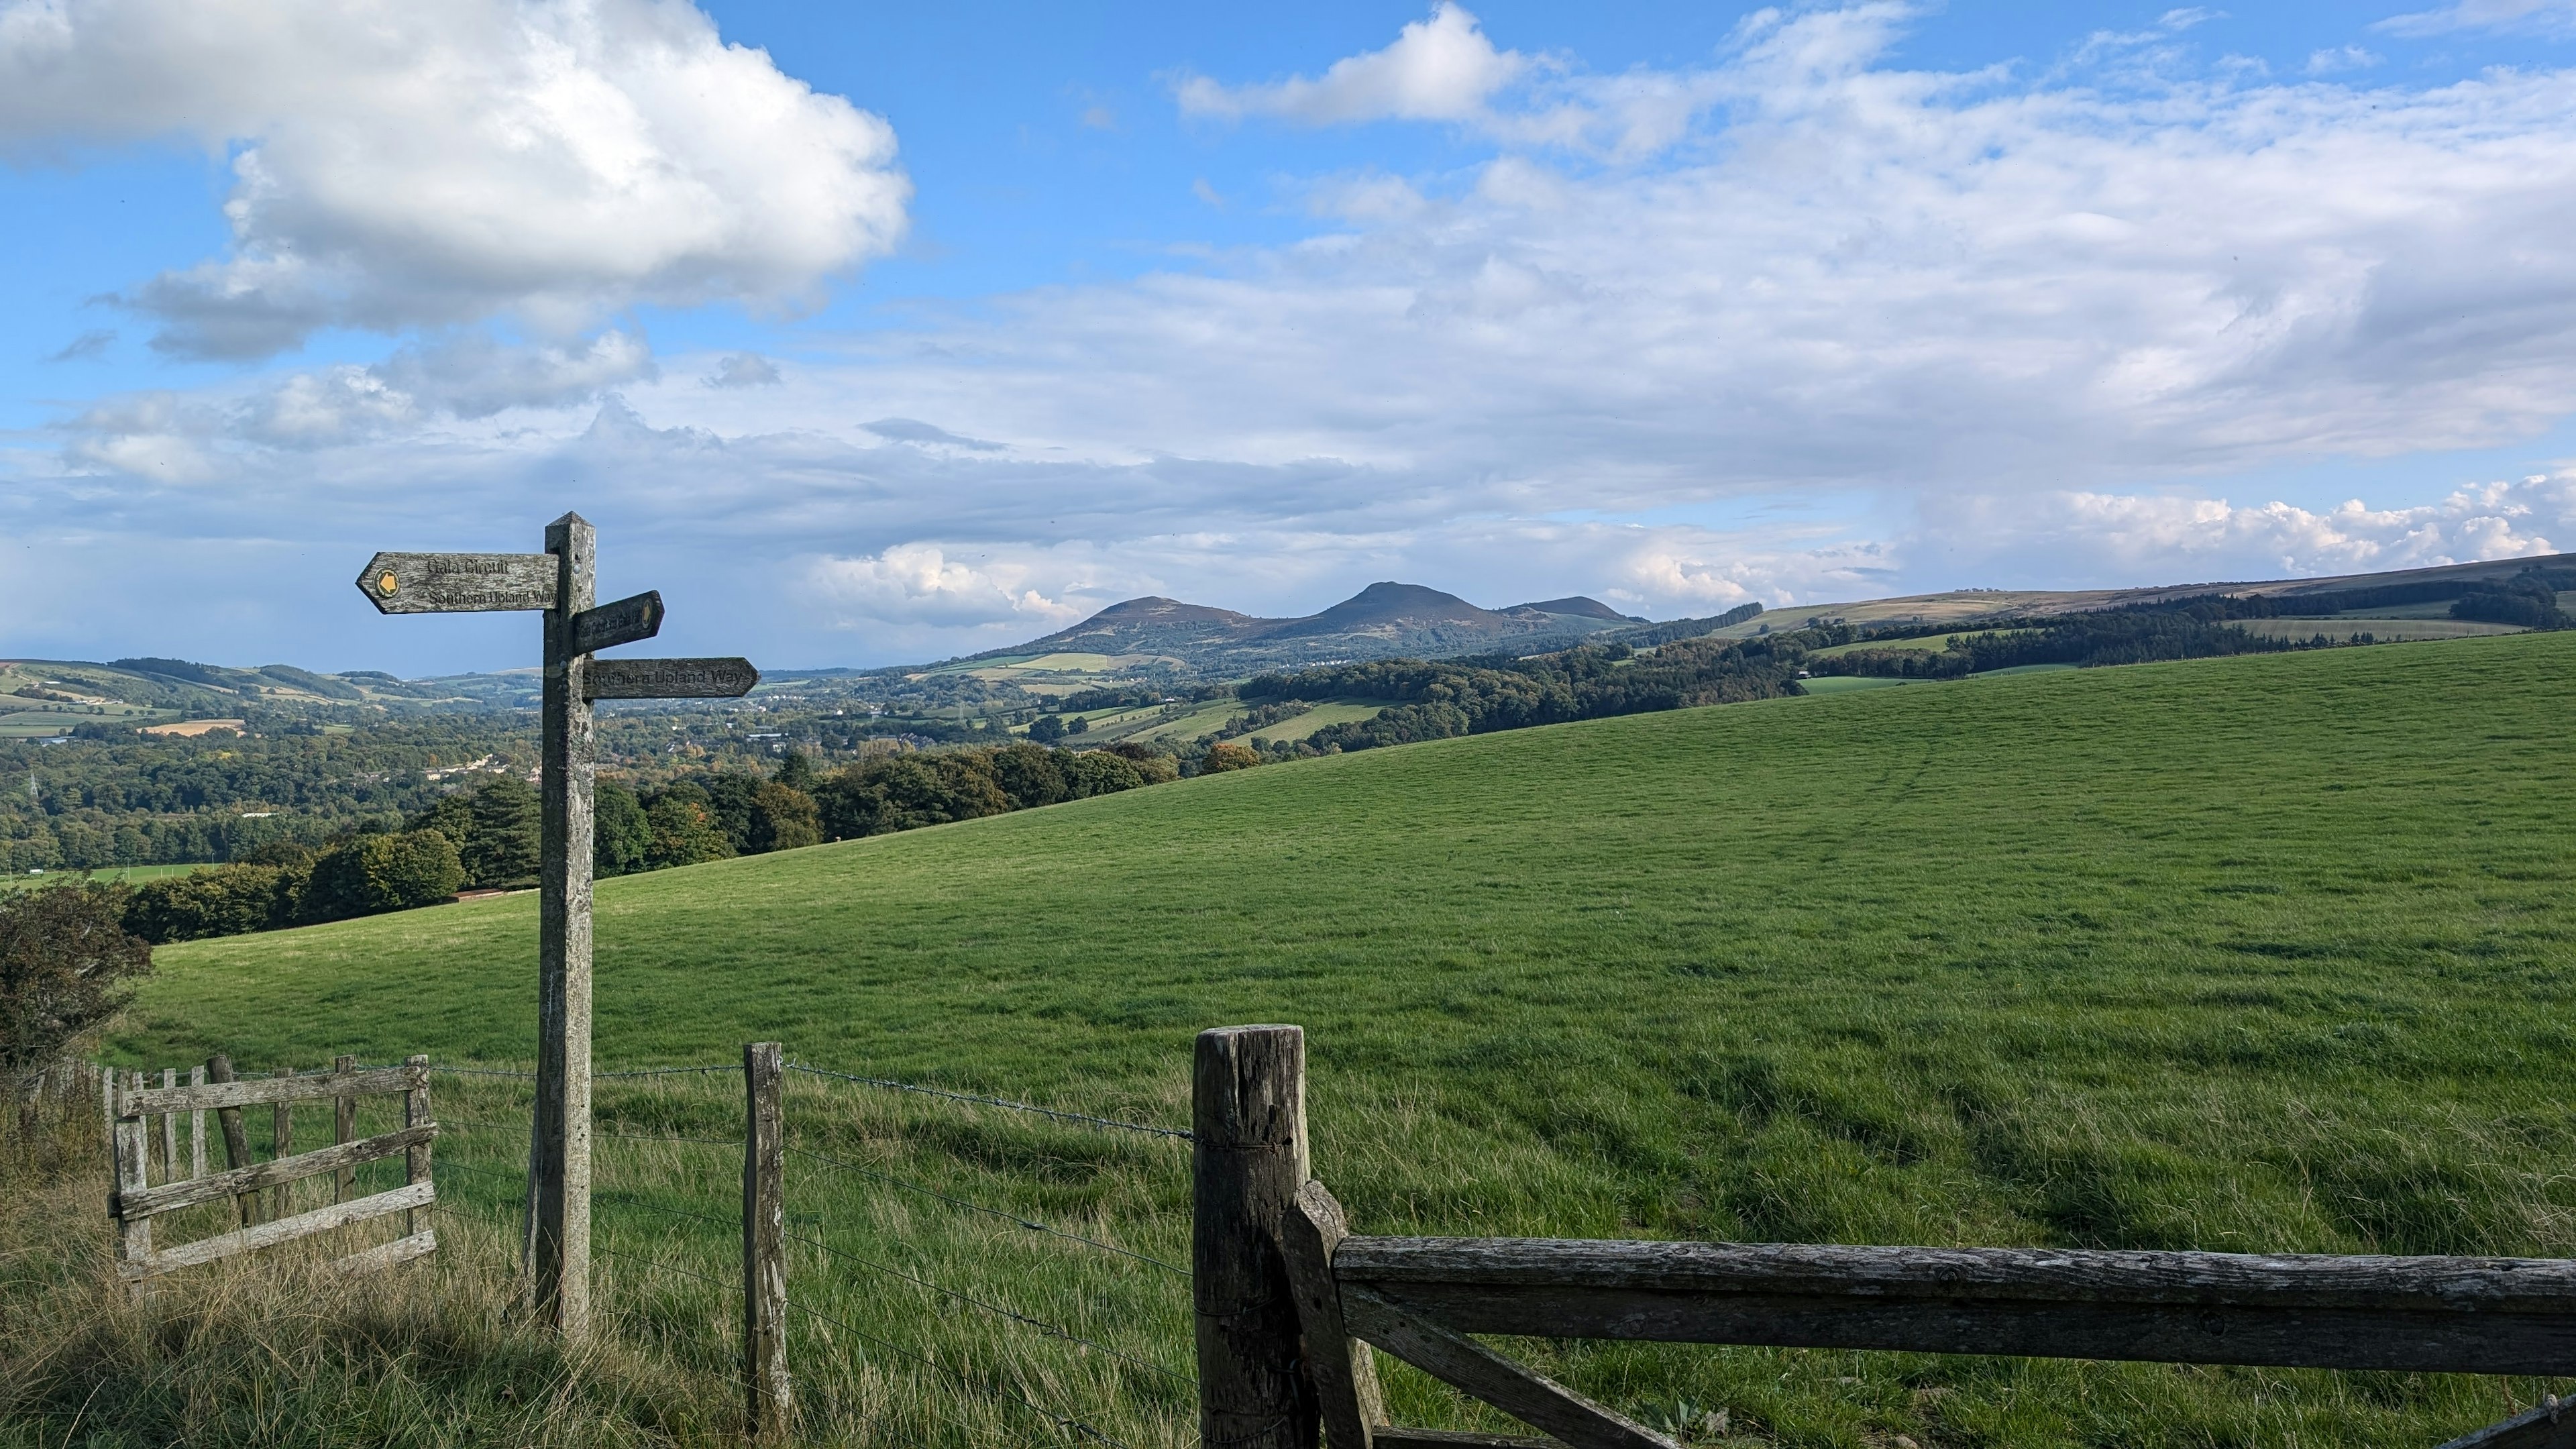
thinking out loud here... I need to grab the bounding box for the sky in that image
[8,0,2576,674]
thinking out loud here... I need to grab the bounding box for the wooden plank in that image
[1332,1239,2576,1376]
[334,1229,439,1278]
[1341,1286,1674,1449]
[534,511,597,1339]
[743,1042,790,1441]
[2438,1397,2576,1449]
[567,590,664,656]
[190,1065,206,1180]
[1332,1237,2576,1310]
[1375,1432,1560,1449]
[586,657,759,700]
[333,1055,358,1202]
[125,1063,428,1116]
[113,1124,438,1220]
[115,1073,150,1273]
[1281,1179,1385,1449]
[1197,1026,1314,1449]
[356,551,555,614]
[208,1055,257,1226]
[271,1066,294,1222]
[405,1055,430,1238]
[159,1068,177,1177]
[119,1180,435,1281]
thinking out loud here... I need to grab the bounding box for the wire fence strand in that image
[780,1297,1138,1449]
[787,1062,1191,1142]
[788,1229,1192,1387]
[786,1144,1189,1278]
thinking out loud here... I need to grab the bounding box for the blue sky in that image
[8,0,2576,672]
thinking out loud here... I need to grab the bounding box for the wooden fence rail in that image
[1188,1024,2576,1449]
[108,1054,439,1283]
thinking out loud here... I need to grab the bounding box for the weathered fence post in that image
[189,1065,207,1180]
[1195,1025,1313,1449]
[742,1042,790,1441]
[333,1055,358,1201]
[114,1071,150,1273]
[406,1055,431,1237]
[159,1068,177,1178]
[270,1065,296,1222]
[208,1054,256,1225]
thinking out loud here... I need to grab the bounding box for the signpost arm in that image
[535,511,596,1336]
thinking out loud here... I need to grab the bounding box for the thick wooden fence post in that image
[208,1054,256,1226]
[742,1042,790,1440]
[1195,1025,1313,1449]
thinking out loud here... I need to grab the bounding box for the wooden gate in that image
[108,1054,440,1283]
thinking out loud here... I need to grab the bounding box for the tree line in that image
[117,741,1180,944]
[1236,632,1806,755]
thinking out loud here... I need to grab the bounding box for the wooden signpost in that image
[358,512,756,1337]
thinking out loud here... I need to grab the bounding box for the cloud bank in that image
[14,5,2576,669]
[0,0,910,358]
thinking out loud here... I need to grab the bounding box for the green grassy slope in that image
[112,633,2576,1444]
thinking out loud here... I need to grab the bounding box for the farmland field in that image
[1245,698,1388,742]
[2236,616,2523,642]
[0,862,209,893]
[93,632,2576,1447]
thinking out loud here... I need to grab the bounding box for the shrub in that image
[1199,741,1260,773]
[0,883,151,1089]
[1063,750,1146,798]
[123,864,301,943]
[298,830,464,924]
[747,782,822,853]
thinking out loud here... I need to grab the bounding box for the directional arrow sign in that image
[355,552,556,614]
[585,657,759,700]
[566,590,664,655]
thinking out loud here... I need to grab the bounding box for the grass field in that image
[2238,617,2524,642]
[64,632,2576,1446]
[1,862,207,894]
[1792,674,1921,694]
[1246,698,1389,743]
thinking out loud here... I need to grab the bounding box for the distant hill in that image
[963,581,1640,674]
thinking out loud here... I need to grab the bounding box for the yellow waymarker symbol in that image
[378,572,398,594]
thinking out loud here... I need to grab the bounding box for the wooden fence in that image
[107,1053,440,1283]
[1191,1024,2576,1449]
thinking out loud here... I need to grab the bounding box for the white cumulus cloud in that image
[1177,4,1528,125]
[0,0,910,358]
[803,545,1087,630]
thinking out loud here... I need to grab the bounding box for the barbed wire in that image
[598,1126,740,1148]
[788,1229,1191,1387]
[786,1144,1188,1279]
[430,1063,739,1080]
[598,1189,740,1233]
[786,1062,1192,1142]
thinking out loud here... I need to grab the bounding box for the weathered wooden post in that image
[270,1065,295,1222]
[742,1042,790,1440]
[333,1054,358,1202]
[158,1067,178,1177]
[354,515,757,1337]
[1195,1025,1314,1449]
[189,1064,207,1181]
[208,1054,256,1225]
[405,1054,432,1238]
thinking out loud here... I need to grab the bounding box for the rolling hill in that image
[959,580,1644,673]
[109,630,2576,1447]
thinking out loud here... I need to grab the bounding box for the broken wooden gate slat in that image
[126,1062,427,1115]
[2439,1397,2576,1449]
[118,1181,435,1281]
[114,1124,437,1220]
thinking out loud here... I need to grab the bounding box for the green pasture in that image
[2237,616,2523,642]
[2,862,207,894]
[99,632,2576,1446]
[1792,674,1919,694]
[1246,698,1389,743]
